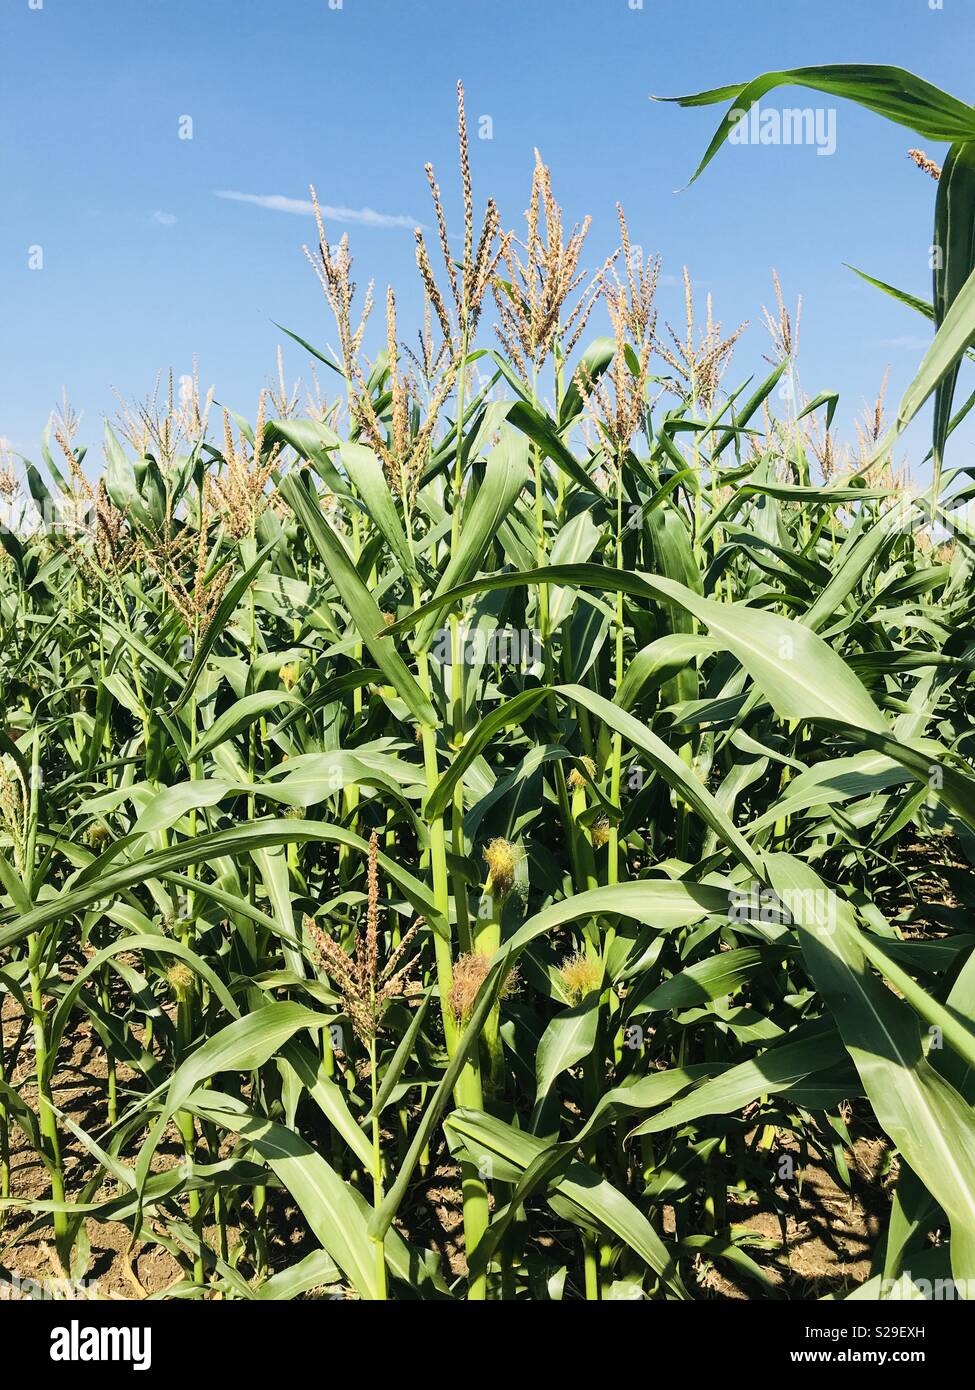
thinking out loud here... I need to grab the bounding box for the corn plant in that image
[1,72,975,1302]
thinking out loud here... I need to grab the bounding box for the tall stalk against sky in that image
[1,65,975,1307]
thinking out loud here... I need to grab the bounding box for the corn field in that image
[2,65,975,1304]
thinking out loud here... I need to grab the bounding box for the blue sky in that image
[3,0,973,474]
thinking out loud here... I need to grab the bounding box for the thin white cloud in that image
[878,335,930,350]
[214,190,421,230]
[659,272,710,289]
[152,210,177,225]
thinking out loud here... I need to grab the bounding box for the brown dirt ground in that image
[0,835,962,1300]
[0,995,902,1302]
